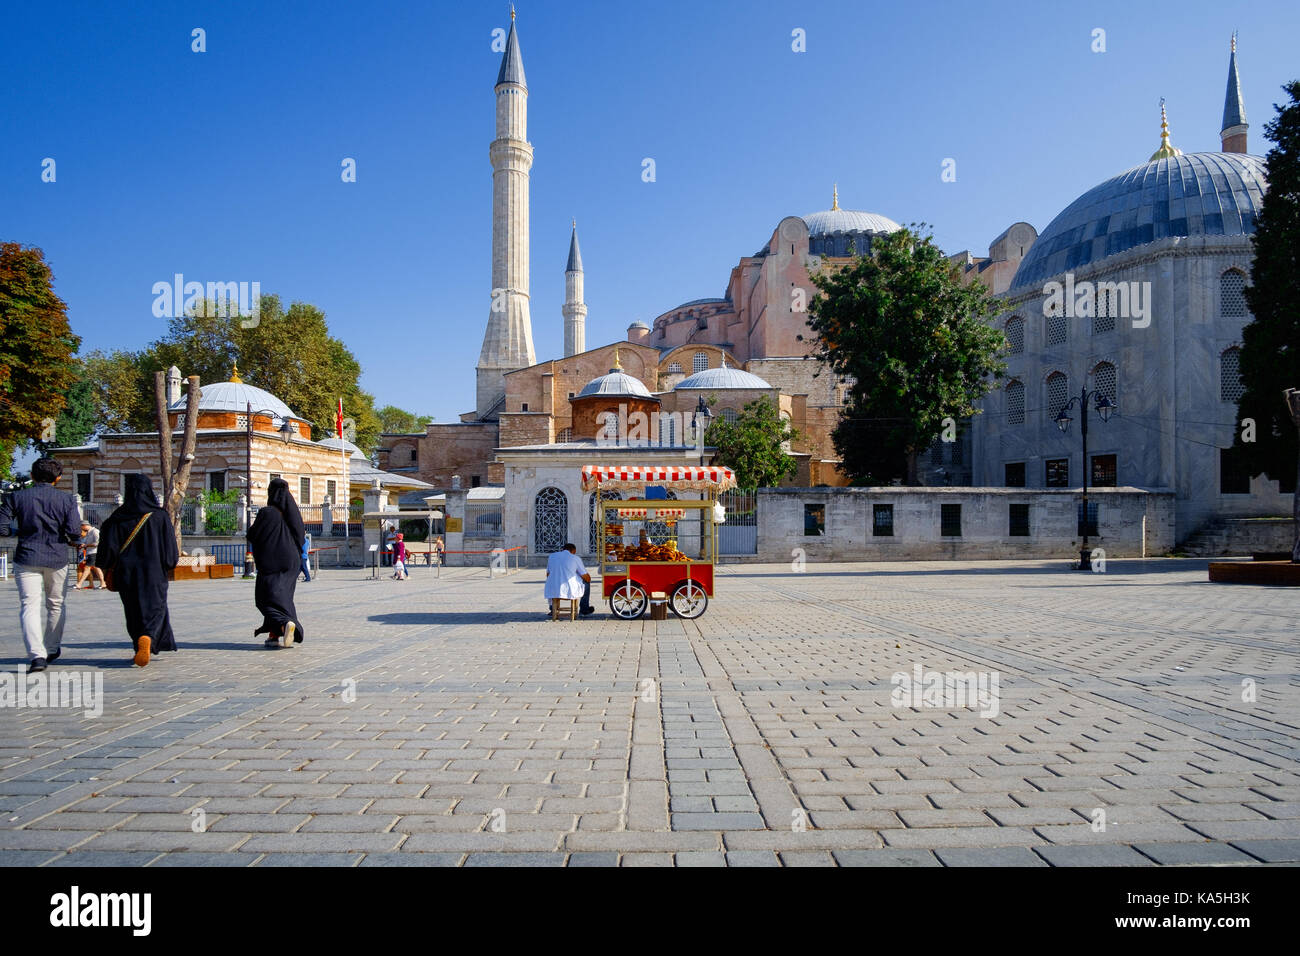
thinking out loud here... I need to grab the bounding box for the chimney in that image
[166,366,182,406]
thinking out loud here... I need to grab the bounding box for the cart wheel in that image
[669,581,708,619]
[609,581,648,620]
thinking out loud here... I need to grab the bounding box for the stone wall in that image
[750,486,1174,562]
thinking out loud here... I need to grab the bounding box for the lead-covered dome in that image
[1012,152,1268,291]
[577,368,652,399]
[169,379,304,422]
[802,208,902,237]
[674,366,772,390]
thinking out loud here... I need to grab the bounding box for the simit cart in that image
[581,464,737,620]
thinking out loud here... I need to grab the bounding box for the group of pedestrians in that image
[2,458,308,671]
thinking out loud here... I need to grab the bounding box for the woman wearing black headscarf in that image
[98,474,179,667]
[247,477,306,647]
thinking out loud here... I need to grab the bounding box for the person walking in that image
[75,520,106,589]
[300,531,312,583]
[0,457,81,672]
[97,473,179,667]
[391,532,408,580]
[433,536,445,566]
[247,478,307,648]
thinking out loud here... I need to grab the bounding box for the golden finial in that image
[572,218,576,229]
[1231,31,1236,53]
[612,347,622,371]
[831,183,839,211]
[229,363,243,384]
[510,4,516,21]
[1149,98,1183,161]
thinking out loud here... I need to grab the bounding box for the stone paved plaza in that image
[1,558,1297,867]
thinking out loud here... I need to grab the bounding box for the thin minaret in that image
[476,6,536,419]
[1221,32,1248,154]
[563,219,586,357]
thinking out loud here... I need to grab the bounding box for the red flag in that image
[336,398,344,439]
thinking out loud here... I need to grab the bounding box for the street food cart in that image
[581,465,737,619]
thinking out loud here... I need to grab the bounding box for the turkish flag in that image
[336,398,344,438]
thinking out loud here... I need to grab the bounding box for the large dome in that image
[674,366,772,390]
[1012,152,1268,291]
[170,380,303,422]
[802,208,902,236]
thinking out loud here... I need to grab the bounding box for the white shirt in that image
[544,549,589,600]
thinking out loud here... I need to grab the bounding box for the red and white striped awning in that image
[613,507,687,519]
[581,465,737,492]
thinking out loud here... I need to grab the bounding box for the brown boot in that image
[134,635,151,667]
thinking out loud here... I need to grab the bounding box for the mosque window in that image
[1006,380,1025,425]
[1091,362,1117,404]
[1046,311,1067,346]
[1220,347,1244,403]
[556,427,572,443]
[1220,269,1248,317]
[667,362,682,375]
[1005,316,1024,354]
[1046,371,1069,423]
[719,408,739,424]
[1093,291,1116,334]
[693,352,708,373]
[661,415,675,446]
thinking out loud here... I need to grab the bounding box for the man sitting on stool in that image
[544,543,595,617]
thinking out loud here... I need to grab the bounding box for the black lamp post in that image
[692,396,714,468]
[1054,387,1117,570]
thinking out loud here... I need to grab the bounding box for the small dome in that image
[170,380,303,422]
[627,321,649,330]
[1012,151,1267,290]
[577,369,652,399]
[674,366,772,390]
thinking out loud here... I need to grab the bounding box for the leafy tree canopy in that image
[704,397,799,489]
[377,405,433,435]
[806,225,1007,484]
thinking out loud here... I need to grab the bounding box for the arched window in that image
[1221,269,1247,317]
[1046,311,1066,346]
[1220,347,1244,402]
[600,412,618,443]
[660,414,676,446]
[588,490,620,553]
[719,408,739,424]
[534,487,568,554]
[1046,371,1069,422]
[1093,290,1116,334]
[1005,316,1024,354]
[1091,362,1117,403]
[667,362,682,375]
[556,427,572,444]
[693,352,709,373]
[1006,379,1025,425]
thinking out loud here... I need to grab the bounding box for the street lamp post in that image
[1054,387,1117,570]
[692,396,714,469]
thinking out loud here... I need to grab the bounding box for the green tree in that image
[81,349,156,432]
[377,405,433,434]
[0,243,81,453]
[143,294,381,451]
[806,226,1007,484]
[36,370,98,452]
[1235,80,1300,560]
[704,397,799,489]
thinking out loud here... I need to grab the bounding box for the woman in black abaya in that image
[98,474,179,667]
[248,477,306,647]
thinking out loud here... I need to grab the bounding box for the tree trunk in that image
[1286,389,1300,563]
[905,449,919,486]
[154,372,202,555]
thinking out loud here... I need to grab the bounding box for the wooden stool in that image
[649,591,668,620]
[551,597,579,621]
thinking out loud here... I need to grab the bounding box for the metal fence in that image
[717,490,758,555]
[464,502,504,539]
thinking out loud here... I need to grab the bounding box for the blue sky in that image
[4,0,1297,426]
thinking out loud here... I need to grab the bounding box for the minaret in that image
[476,7,536,419]
[1221,33,1248,154]
[563,219,586,357]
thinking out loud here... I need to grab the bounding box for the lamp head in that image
[1095,394,1116,423]
[1054,408,1073,433]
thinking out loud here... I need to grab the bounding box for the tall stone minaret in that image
[1220,33,1248,154]
[476,8,536,419]
[563,220,586,357]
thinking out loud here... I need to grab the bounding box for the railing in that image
[464,502,504,539]
[717,490,758,555]
[374,545,524,579]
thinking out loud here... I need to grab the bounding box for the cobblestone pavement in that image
[1,558,1297,867]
